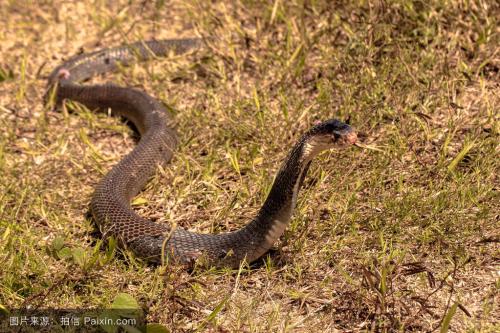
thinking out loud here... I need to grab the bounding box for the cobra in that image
[48,39,357,268]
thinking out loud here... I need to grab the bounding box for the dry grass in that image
[0,0,499,332]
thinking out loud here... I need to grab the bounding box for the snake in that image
[48,38,357,268]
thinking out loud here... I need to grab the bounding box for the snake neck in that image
[239,137,315,259]
[259,140,309,218]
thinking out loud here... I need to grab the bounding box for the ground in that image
[0,1,498,332]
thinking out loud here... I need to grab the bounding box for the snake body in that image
[49,38,357,268]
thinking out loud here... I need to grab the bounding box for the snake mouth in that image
[344,131,358,145]
[333,128,357,146]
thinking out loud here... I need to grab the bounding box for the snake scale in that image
[48,38,357,268]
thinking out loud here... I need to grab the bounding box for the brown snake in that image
[48,38,357,268]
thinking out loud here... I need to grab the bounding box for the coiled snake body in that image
[49,38,357,268]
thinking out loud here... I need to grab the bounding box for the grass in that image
[0,0,498,332]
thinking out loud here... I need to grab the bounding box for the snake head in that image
[329,121,357,146]
[300,119,356,162]
[307,118,357,148]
